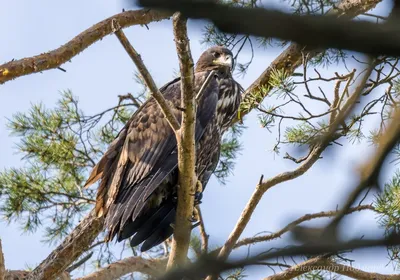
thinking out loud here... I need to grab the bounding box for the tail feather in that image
[129,200,175,248]
[141,224,174,252]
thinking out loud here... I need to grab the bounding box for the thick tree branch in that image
[167,12,196,269]
[114,25,181,131]
[76,256,167,280]
[0,240,4,280]
[25,210,104,280]
[234,205,375,249]
[139,0,400,56]
[0,9,172,84]
[265,255,400,280]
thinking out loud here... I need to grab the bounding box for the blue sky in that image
[0,0,398,279]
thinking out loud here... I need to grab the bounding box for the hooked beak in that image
[213,54,233,70]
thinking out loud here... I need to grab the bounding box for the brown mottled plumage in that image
[84,46,243,251]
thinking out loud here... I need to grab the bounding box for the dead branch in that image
[167,12,197,269]
[265,255,400,280]
[234,205,375,249]
[0,9,172,85]
[25,210,104,280]
[76,256,167,280]
[114,25,181,132]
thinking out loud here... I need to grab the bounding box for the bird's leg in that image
[190,205,201,223]
[190,179,203,203]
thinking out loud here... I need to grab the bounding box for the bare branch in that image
[325,101,400,234]
[265,255,400,280]
[76,256,167,280]
[25,210,104,280]
[207,65,373,279]
[234,205,375,249]
[197,206,209,254]
[65,252,94,273]
[114,25,181,131]
[213,144,325,264]
[0,9,172,84]
[240,0,382,119]
[167,12,196,269]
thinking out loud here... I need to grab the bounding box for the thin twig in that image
[233,205,375,249]
[197,206,209,254]
[65,252,94,273]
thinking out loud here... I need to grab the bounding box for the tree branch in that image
[76,256,167,280]
[25,210,104,280]
[197,206,209,254]
[265,255,400,280]
[158,233,400,280]
[0,9,172,84]
[234,205,375,249]
[114,25,181,131]
[207,64,372,279]
[139,0,400,56]
[167,12,196,269]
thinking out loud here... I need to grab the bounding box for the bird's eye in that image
[213,52,221,58]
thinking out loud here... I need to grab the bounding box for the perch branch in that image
[167,12,196,269]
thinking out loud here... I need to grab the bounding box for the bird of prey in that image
[84,46,243,252]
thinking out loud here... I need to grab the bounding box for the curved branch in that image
[265,256,400,280]
[234,205,375,249]
[0,9,172,84]
[76,256,167,280]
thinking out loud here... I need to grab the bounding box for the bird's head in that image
[195,46,234,73]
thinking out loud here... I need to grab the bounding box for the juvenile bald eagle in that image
[84,46,243,252]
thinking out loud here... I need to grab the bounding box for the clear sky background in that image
[0,0,398,279]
